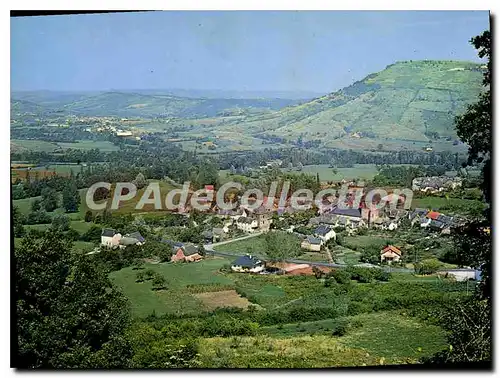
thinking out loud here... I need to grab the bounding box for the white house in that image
[301,236,323,252]
[101,229,122,248]
[236,217,258,233]
[314,225,336,242]
[231,255,265,273]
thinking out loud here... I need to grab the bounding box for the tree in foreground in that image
[423,29,491,366]
[15,231,132,368]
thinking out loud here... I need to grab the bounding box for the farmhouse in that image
[125,231,145,245]
[251,205,274,231]
[236,217,258,233]
[231,255,265,273]
[409,208,429,226]
[380,245,402,263]
[314,225,336,242]
[101,229,122,248]
[301,235,323,252]
[171,243,203,263]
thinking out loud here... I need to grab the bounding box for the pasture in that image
[109,258,233,317]
[411,196,486,216]
[11,139,58,152]
[283,164,380,182]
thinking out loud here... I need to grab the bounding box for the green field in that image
[411,196,486,215]
[13,196,41,215]
[57,140,120,151]
[283,164,380,182]
[219,163,434,183]
[110,258,233,317]
[81,180,177,215]
[11,139,58,152]
[213,235,268,257]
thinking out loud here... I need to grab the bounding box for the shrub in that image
[331,320,349,336]
[151,275,167,291]
[144,269,156,281]
[414,258,442,275]
[347,267,374,283]
[332,269,352,284]
[136,271,146,283]
[372,270,391,282]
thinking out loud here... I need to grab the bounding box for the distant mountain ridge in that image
[10,90,304,118]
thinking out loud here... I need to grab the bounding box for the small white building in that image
[301,236,323,252]
[313,225,336,242]
[101,229,122,248]
[231,255,265,273]
[236,217,258,233]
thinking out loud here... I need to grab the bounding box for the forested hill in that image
[222,60,485,148]
[10,91,303,119]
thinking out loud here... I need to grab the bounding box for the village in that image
[97,175,482,283]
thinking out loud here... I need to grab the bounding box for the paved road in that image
[205,238,412,272]
[204,232,263,250]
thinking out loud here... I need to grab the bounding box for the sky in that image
[11,10,490,94]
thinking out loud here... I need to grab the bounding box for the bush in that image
[331,269,352,284]
[151,275,167,291]
[414,258,442,275]
[144,269,156,281]
[65,228,80,241]
[136,271,146,283]
[372,269,391,282]
[346,267,374,283]
[331,320,349,336]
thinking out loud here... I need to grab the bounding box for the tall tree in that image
[424,30,491,366]
[41,187,58,212]
[15,231,132,368]
[62,182,81,213]
[264,231,302,262]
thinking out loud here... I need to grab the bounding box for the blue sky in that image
[11,10,490,93]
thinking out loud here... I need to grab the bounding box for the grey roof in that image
[213,227,225,235]
[161,239,184,250]
[253,205,272,215]
[305,235,322,245]
[202,230,213,238]
[437,214,453,225]
[126,231,145,243]
[101,228,116,237]
[232,255,263,268]
[314,225,332,236]
[237,217,255,224]
[183,244,199,256]
[331,207,362,218]
[429,219,445,229]
[119,237,140,246]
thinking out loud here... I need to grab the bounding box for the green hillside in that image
[223,60,485,148]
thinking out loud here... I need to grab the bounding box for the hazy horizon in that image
[11,11,490,93]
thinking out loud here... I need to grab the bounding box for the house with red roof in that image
[380,245,402,263]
